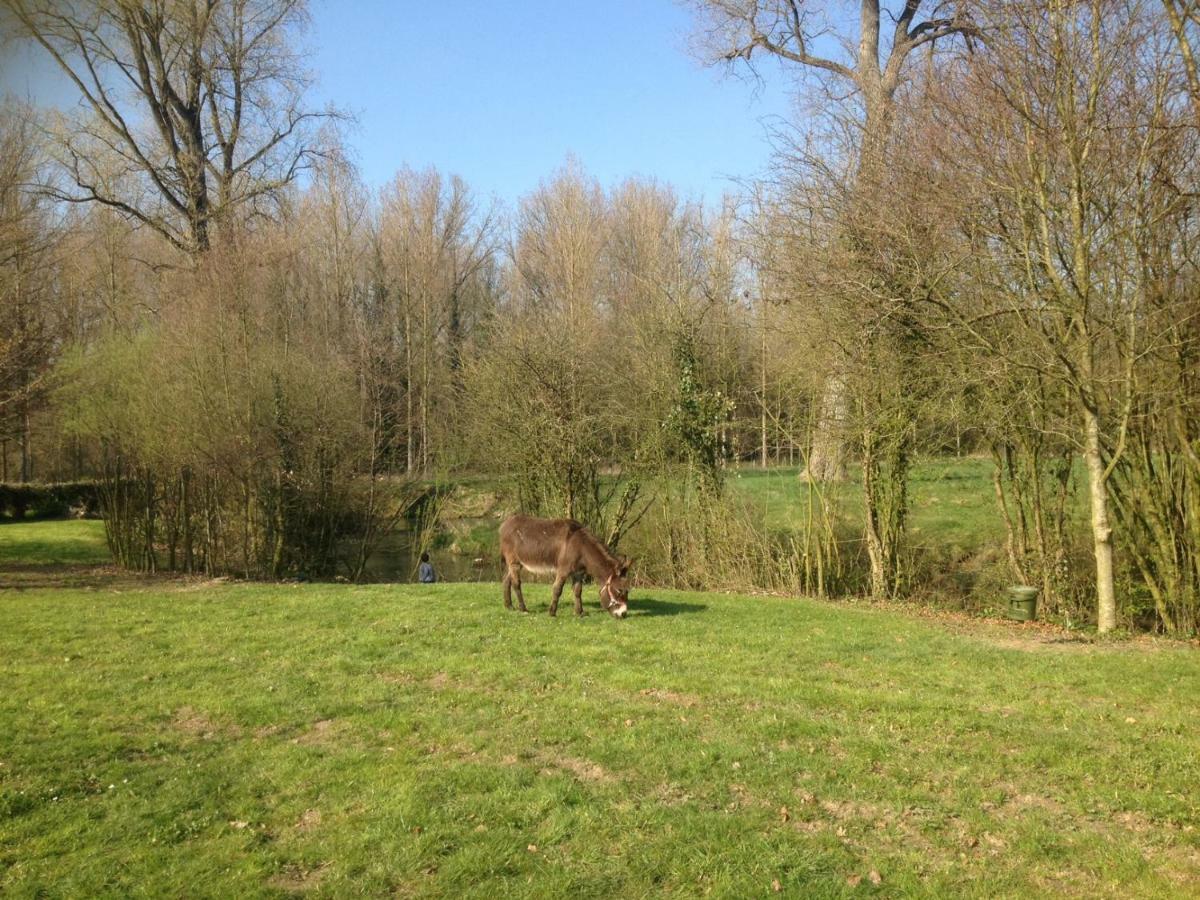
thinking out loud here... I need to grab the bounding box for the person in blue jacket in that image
[418,552,437,583]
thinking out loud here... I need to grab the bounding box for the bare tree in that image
[4,0,335,256]
[378,167,498,473]
[691,0,978,174]
[689,2,979,483]
[933,0,1199,632]
[0,100,58,481]
[1163,0,1200,112]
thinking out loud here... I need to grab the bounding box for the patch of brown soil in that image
[786,795,950,857]
[291,719,338,746]
[169,577,231,593]
[1154,844,1200,886]
[1113,810,1156,835]
[560,757,612,782]
[268,862,329,893]
[879,601,1190,653]
[998,790,1066,818]
[535,751,614,784]
[376,671,415,685]
[0,564,176,592]
[819,799,886,821]
[172,706,238,740]
[295,808,322,832]
[653,782,693,806]
[638,687,700,707]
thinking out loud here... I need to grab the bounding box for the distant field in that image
[729,458,1008,550]
[0,519,109,567]
[2,520,1197,897]
[441,456,1012,555]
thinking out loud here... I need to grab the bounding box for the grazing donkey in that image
[499,514,631,618]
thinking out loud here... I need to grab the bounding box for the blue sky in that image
[308,0,797,205]
[1,0,801,207]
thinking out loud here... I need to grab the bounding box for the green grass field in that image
[2,521,1198,896]
[729,459,1008,550]
[0,518,110,566]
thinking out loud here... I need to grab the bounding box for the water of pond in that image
[358,521,502,584]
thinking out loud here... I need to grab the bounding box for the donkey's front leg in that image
[572,576,585,616]
[549,575,566,617]
[502,569,513,610]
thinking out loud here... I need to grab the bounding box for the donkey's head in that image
[600,557,632,618]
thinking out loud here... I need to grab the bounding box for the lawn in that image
[2,522,1198,897]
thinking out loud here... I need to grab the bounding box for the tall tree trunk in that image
[760,321,768,467]
[421,289,430,472]
[862,431,887,598]
[404,304,414,474]
[1083,407,1118,632]
[20,398,31,482]
[804,375,847,481]
[182,466,193,573]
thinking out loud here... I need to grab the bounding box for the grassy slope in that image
[2,525,1198,897]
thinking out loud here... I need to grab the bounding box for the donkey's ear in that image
[619,556,632,577]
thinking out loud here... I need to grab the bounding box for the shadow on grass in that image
[630,596,708,617]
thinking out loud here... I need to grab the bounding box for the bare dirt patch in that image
[1113,810,1156,835]
[169,577,232,593]
[295,808,322,832]
[0,564,173,592]
[292,719,339,746]
[172,706,238,740]
[638,687,700,707]
[998,790,1067,818]
[1154,844,1200,886]
[0,563,240,598]
[535,751,614,784]
[878,601,1191,653]
[654,782,693,807]
[376,671,416,686]
[819,798,886,821]
[268,862,329,893]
